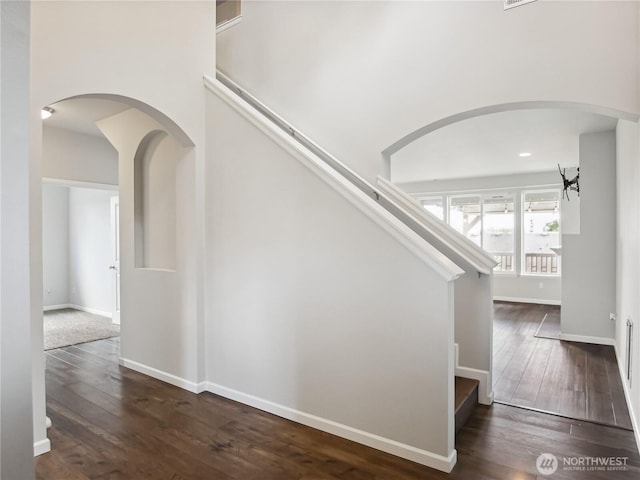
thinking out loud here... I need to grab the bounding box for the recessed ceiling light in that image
[519,152,532,158]
[41,106,55,120]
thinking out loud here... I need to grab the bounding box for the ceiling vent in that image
[504,0,537,10]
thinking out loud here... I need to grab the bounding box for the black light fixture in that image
[558,164,579,200]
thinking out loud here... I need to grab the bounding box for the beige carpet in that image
[44,308,119,350]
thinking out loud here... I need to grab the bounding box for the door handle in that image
[109,265,117,270]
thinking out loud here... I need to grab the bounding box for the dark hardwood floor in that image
[36,336,640,479]
[494,301,633,429]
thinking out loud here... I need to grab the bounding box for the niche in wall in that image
[133,129,178,270]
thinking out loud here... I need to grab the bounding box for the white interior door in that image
[110,196,121,325]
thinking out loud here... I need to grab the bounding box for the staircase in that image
[455,376,479,435]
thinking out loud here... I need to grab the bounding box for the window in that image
[415,187,561,276]
[482,197,515,273]
[448,195,514,272]
[449,196,482,247]
[421,196,444,220]
[523,191,561,275]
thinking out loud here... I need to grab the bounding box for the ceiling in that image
[390,108,618,184]
[42,97,130,137]
[43,102,620,185]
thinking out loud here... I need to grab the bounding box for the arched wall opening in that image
[381,101,638,180]
[36,92,200,458]
[382,101,640,427]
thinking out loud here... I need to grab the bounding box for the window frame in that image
[416,186,561,278]
[520,189,562,278]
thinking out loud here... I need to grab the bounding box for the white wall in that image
[454,272,494,385]
[205,85,458,470]
[42,184,69,307]
[561,131,617,341]
[30,1,216,451]
[218,0,639,183]
[98,108,199,388]
[400,171,560,195]
[615,119,640,444]
[1,1,36,478]
[493,275,561,305]
[43,126,118,185]
[69,187,117,316]
[21,0,639,470]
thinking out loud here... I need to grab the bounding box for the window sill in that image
[494,271,517,277]
[519,273,561,279]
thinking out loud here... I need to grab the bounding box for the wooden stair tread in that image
[455,376,480,436]
[455,376,479,412]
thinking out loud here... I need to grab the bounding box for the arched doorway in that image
[37,93,201,454]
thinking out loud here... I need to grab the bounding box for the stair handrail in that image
[377,177,498,274]
[215,69,377,201]
[212,69,496,275]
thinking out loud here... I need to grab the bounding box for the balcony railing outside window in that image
[483,197,515,273]
[493,253,514,272]
[523,191,561,276]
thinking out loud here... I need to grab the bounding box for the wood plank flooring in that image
[36,336,640,479]
[494,301,633,429]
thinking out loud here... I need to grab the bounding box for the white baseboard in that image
[205,381,457,473]
[558,333,615,346]
[119,358,204,394]
[117,356,457,472]
[614,343,640,455]
[34,438,51,456]
[68,304,112,319]
[494,296,561,306]
[43,303,70,311]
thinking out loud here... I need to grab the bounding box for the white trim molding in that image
[494,296,561,306]
[34,438,51,457]
[216,15,242,34]
[43,303,70,311]
[205,381,457,473]
[614,343,640,455]
[558,333,615,346]
[68,304,112,319]
[119,358,205,394]
[203,75,464,283]
[42,176,118,191]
